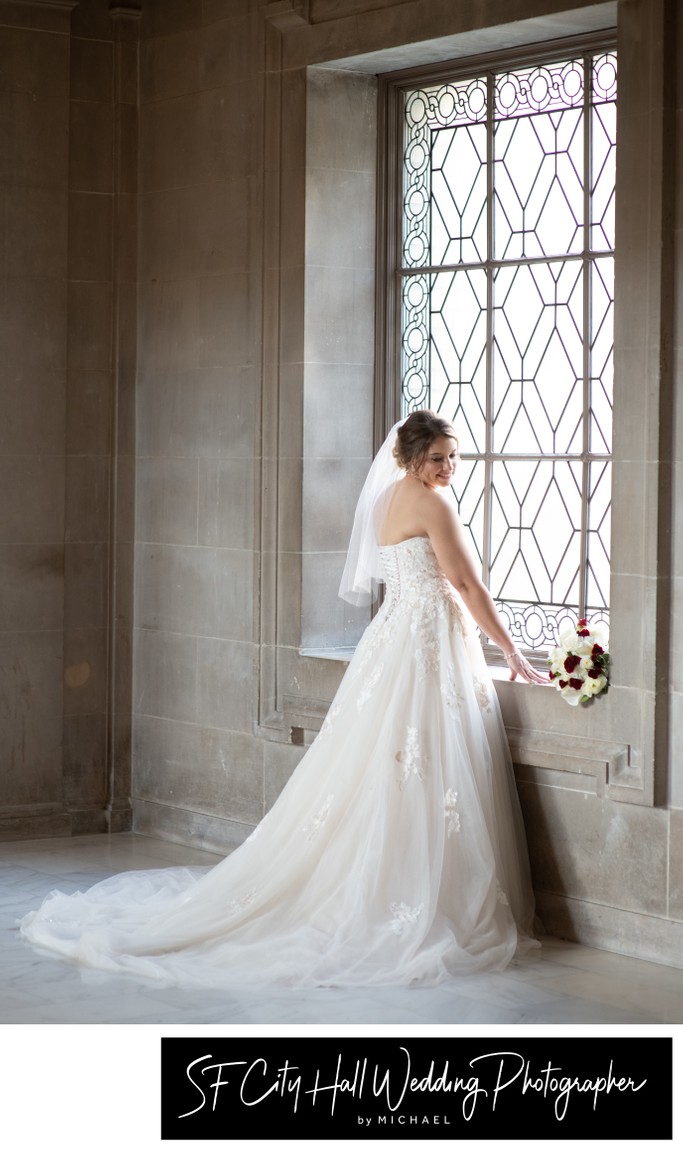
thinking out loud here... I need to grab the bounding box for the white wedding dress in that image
[20,536,538,987]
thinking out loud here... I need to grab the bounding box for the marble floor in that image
[1,831,683,1026]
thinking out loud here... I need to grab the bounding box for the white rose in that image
[584,674,607,696]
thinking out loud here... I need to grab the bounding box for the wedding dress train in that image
[20,537,538,987]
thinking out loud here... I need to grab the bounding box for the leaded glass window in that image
[398,48,616,654]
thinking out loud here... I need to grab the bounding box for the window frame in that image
[376,30,618,667]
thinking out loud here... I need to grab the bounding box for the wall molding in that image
[5,0,78,8]
[264,0,310,31]
[0,0,78,31]
[536,888,683,972]
[109,2,141,19]
[506,727,639,801]
[131,799,251,856]
[0,802,118,840]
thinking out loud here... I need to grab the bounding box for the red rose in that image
[578,618,588,626]
[592,643,603,655]
[558,679,568,689]
[587,669,600,679]
[569,677,583,690]
[564,655,581,673]
[577,628,590,637]
[549,671,556,681]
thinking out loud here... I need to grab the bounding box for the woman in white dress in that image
[20,411,545,987]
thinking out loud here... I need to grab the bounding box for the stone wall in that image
[66,0,137,834]
[132,0,267,848]
[0,0,134,837]
[0,1,71,837]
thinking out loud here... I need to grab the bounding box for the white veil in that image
[338,418,406,606]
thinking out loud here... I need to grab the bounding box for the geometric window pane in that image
[432,123,487,265]
[452,456,486,567]
[401,274,430,409]
[494,108,583,261]
[399,47,616,651]
[586,459,611,611]
[403,78,487,271]
[590,255,614,454]
[591,53,617,251]
[428,270,487,453]
[489,459,583,648]
[492,261,584,455]
[591,102,616,251]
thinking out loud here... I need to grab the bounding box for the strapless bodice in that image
[379,536,462,628]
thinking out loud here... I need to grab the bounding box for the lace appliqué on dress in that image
[448,596,466,635]
[350,612,398,680]
[474,678,491,710]
[496,882,510,907]
[357,663,384,710]
[396,727,425,788]
[389,901,424,935]
[303,794,334,841]
[414,635,440,681]
[441,664,464,712]
[443,788,461,837]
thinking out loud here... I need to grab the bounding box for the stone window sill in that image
[299,648,543,685]
[299,646,355,663]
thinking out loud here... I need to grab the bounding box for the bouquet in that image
[548,618,609,706]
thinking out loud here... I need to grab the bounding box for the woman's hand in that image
[503,649,550,685]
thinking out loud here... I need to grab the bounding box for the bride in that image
[20,410,546,987]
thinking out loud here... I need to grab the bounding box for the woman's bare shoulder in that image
[421,486,458,528]
[379,479,441,544]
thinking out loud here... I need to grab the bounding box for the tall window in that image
[394,45,616,655]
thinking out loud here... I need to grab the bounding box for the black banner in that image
[160,1036,672,1140]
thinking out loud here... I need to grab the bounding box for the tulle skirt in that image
[20,543,538,988]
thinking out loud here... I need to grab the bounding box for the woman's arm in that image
[424,493,548,685]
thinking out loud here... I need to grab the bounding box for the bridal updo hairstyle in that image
[394,410,458,473]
